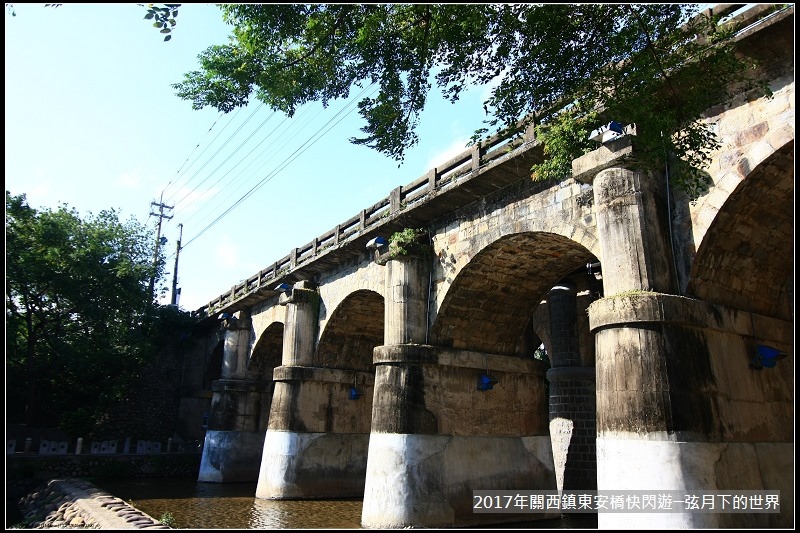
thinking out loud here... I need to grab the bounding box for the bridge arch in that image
[244,322,284,432]
[248,322,284,379]
[203,336,224,390]
[430,231,597,356]
[316,289,384,371]
[687,140,794,319]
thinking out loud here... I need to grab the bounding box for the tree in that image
[6,3,181,41]
[5,192,189,435]
[172,4,770,196]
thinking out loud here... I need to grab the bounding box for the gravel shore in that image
[12,478,171,530]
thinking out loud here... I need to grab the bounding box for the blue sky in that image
[5,4,496,312]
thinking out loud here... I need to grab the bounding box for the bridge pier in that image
[362,344,558,528]
[578,144,793,527]
[361,253,558,528]
[256,281,373,499]
[198,311,268,482]
[546,281,597,492]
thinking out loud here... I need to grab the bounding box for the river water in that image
[92,477,598,529]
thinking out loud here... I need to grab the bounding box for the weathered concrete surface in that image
[361,433,558,528]
[591,292,793,438]
[592,165,676,296]
[197,429,265,482]
[363,344,556,527]
[590,292,793,528]
[597,438,793,528]
[255,430,370,499]
[371,345,548,436]
[267,368,374,433]
[281,281,319,366]
[256,367,374,499]
[384,254,430,345]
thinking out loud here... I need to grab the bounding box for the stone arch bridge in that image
[180,5,793,529]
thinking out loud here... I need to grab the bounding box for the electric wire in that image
[170,108,278,218]
[168,101,266,208]
[161,109,228,200]
[160,83,376,262]
[174,99,322,223]
[177,97,333,228]
[181,83,377,250]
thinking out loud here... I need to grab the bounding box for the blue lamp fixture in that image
[274,282,293,293]
[349,386,363,400]
[750,344,788,370]
[477,374,499,391]
[588,121,625,144]
[349,373,364,400]
[366,236,388,249]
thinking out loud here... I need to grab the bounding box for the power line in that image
[181,83,377,250]
[161,110,227,200]
[174,100,322,224]
[171,108,279,218]
[162,106,249,204]
[168,102,266,208]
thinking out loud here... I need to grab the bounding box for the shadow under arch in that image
[203,336,224,391]
[674,140,794,527]
[687,140,794,320]
[247,322,284,432]
[430,231,596,355]
[316,289,384,371]
[248,322,284,379]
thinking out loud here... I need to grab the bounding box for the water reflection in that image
[93,478,362,529]
[92,478,596,529]
[248,499,362,529]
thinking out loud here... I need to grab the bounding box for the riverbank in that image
[9,478,171,529]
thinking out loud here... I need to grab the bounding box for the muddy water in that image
[92,478,597,529]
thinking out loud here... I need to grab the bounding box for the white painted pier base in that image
[361,433,559,528]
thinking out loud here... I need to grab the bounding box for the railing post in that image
[390,186,402,213]
[471,143,481,171]
[524,120,536,142]
[334,224,341,245]
[359,209,367,231]
[426,168,437,189]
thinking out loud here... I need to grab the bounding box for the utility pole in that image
[149,195,174,300]
[171,223,183,306]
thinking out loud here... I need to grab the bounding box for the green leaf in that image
[144,12,154,20]
[164,34,172,42]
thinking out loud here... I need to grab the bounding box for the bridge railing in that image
[193,3,787,319]
[194,120,536,318]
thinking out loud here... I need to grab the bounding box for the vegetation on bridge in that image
[170,4,773,198]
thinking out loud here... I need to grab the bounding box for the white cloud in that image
[424,138,473,172]
[213,233,261,274]
[116,170,143,189]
